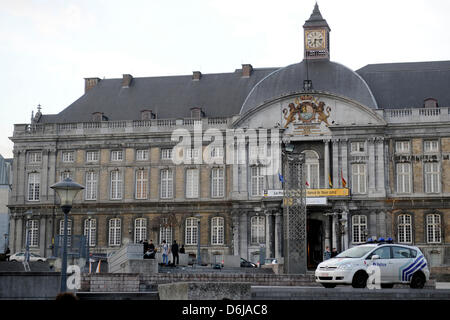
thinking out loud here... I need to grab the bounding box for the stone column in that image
[274,212,282,260]
[332,140,340,188]
[376,138,386,196]
[12,150,20,203]
[340,211,349,251]
[378,211,387,238]
[265,210,273,258]
[232,211,240,256]
[39,216,46,256]
[324,140,330,188]
[368,138,376,193]
[323,215,331,250]
[41,150,49,200]
[9,215,16,253]
[18,151,26,202]
[16,217,23,251]
[341,139,348,188]
[239,211,248,259]
[331,213,338,250]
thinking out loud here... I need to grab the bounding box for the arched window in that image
[59,219,72,247]
[398,214,412,244]
[302,150,319,189]
[352,215,367,244]
[109,218,121,246]
[185,217,199,245]
[426,214,441,243]
[84,219,96,247]
[251,216,265,244]
[134,218,147,243]
[211,217,224,245]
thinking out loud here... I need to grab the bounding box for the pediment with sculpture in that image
[283,95,332,128]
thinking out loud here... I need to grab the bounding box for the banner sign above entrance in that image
[264,188,349,197]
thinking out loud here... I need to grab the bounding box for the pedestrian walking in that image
[171,240,179,266]
[323,246,331,260]
[331,248,338,258]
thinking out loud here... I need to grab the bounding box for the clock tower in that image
[303,3,330,60]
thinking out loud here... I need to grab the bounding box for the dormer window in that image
[424,98,438,108]
[141,110,155,120]
[92,112,106,122]
[190,107,204,119]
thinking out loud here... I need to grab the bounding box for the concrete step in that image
[0,261,53,272]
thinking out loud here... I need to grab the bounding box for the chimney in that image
[242,64,253,77]
[192,71,202,81]
[122,74,133,88]
[190,107,204,119]
[84,77,101,93]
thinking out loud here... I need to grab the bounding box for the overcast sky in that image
[1,0,449,158]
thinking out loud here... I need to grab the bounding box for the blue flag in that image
[278,173,285,183]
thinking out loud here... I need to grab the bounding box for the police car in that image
[315,238,430,289]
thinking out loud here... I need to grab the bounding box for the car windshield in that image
[336,245,375,258]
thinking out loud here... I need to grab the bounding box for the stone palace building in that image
[8,4,450,270]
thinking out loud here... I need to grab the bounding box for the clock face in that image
[306,30,325,49]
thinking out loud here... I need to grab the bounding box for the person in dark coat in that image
[171,240,179,265]
[331,248,339,258]
[179,244,185,254]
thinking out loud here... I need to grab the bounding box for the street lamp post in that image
[50,178,84,293]
[25,210,33,263]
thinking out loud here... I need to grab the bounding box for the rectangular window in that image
[426,214,441,243]
[160,169,173,199]
[185,218,198,245]
[110,170,123,199]
[85,171,98,200]
[251,166,265,196]
[185,148,201,162]
[86,151,99,162]
[398,215,412,244]
[28,172,40,201]
[160,218,173,244]
[62,151,75,162]
[424,162,440,193]
[27,220,39,247]
[109,219,121,246]
[84,219,96,247]
[424,140,439,153]
[211,168,224,198]
[60,171,72,181]
[351,163,367,194]
[161,148,173,160]
[352,215,367,244]
[111,150,123,161]
[396,163,411,193]
[135,169,148,199]
[136,149,149,161]
[186,169,199,198]
[251,216,265,244]
[28,151,42,163]
[134,218,147,243]
[59,219,72,247]
[211,217,224,245]
[351,142,365,153]
[395,141,410,154]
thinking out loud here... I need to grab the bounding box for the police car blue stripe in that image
[406,260,427,281]
[402,256,424,281]
[404,258,426,281]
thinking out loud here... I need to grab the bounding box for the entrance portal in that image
[307,219,323,270]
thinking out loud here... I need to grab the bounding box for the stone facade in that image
[7,4,450,271]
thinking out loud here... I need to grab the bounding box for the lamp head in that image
[50,178,84,211]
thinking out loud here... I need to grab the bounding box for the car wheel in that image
[352,271,368,288]
[410,272,425,289]
[10,259,17,262]
[381,284,394,289]
[322,283,336,288]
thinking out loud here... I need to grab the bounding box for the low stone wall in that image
[158,282,252,300]
[80,272,318,292]
[431,266,450,282]
[0,272,61,299]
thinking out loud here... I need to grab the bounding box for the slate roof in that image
[240,59,378,115]
[39,68,278,123]
[303,2,330,29]
[356,61,450,109]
